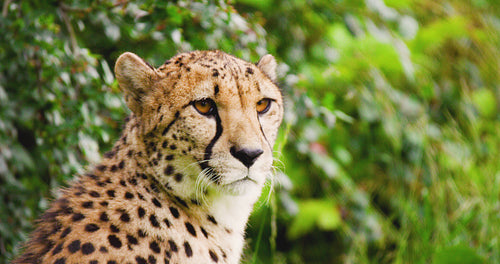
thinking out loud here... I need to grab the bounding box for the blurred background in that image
[1,0,499,263]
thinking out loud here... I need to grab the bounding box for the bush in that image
[1,0,499,263]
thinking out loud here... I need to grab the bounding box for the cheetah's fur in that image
[12,50,283,264]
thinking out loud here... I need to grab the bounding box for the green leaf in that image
[472,88,497,118]
[433,245,485,264]
[288,199,341,239]
[412,16,468,53]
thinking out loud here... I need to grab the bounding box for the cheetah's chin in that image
[217,175,261,195]
[226,176,258,186]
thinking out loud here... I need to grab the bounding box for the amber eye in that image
[193,99,215,115]
[256,98,272,114]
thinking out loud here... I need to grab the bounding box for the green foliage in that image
[433,245,485,264]
[288,199,341,239]
[472,89,496,118]
[1,0,500,263]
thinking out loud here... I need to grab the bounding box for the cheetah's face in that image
[115,51,283,196]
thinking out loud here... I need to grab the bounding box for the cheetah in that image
[12,50,283,264]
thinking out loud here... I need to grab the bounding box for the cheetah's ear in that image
[115,52,157,115]
[257,54,277,82]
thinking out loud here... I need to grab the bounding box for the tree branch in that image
[58,6,79,56]
[2,0,13,17]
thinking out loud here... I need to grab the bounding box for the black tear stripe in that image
[162,111,180,136]
[200,112,223,183]
[258,120,272,151]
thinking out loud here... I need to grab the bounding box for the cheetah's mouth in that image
[226,176,258,186]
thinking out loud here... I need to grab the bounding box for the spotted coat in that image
[12,50,283,264]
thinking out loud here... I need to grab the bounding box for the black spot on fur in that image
[169,207,180,218]
[96,165,107,171]
[54,257,66,264]
[150,241,161,254]
[108,235,122,249]
[246,67,254,74]
[120,211,131,222]
[149,214,160,227]
[184,241,193,257]
[67,240,81,253]
[120,180,127,186]
[135,256,147,264]
[110,165,118,172]
[185,222,196,237]
[118,160,125,169]
[129,177,138,185]
[149,255,157,264]
[110,225,120,233]
[163,218,172,228]
[100,212,109,222]
[85,223,100,232]
[165,155,174,161]
[60,227,71,239]
[138,207,146,218]
[138,229,147,238]
[207,215,217,225]
[214,84,219,95]
[201,227,208,238]
[72,213,85,222]
[107,261,117,264]
[127,234,138,245]
[107,190,116,197]
[89,191,100,198]
[125,192,134,199]
[86,173,99,180]
[99,246,108,253]
[52,242,64,255]
[174,173,183,182]
[164,165,174,176]
[168,240,178,252]
[209,250,219,262]
[81,242,95,255]
[174,196,188,208]
[152,198,162,208]
[169,144,177,150]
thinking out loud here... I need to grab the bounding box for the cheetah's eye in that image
[256,98,272,114]
[193,99,215,116]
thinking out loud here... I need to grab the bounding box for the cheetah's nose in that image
[230,147,264,168]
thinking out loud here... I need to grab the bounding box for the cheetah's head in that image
[114,51,283,200]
